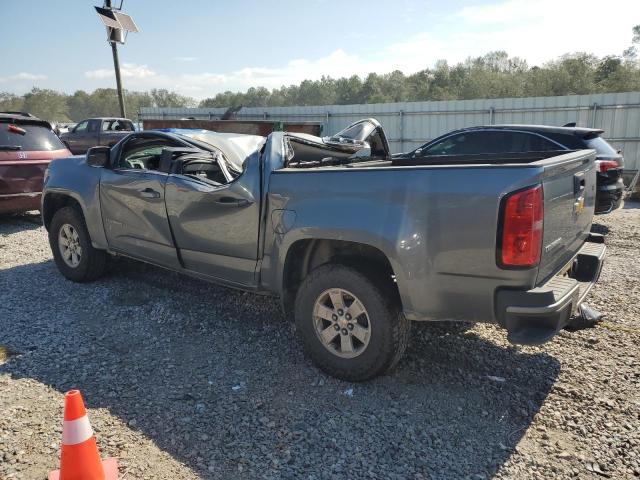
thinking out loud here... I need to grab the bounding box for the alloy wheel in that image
[312,288,371,359]
[58,223,82,268]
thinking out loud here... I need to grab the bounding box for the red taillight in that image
[499,185,543,268]
[597,160,619,173]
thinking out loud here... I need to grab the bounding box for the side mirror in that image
[86,146,110,168]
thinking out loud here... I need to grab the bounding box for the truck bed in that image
[268,148,597,324]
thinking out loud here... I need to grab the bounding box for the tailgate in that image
[537,150,597,284]
[0,150,69,195]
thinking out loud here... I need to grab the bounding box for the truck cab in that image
[60,117,135,155]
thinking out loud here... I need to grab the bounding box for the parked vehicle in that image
[53,123,77,136]
[59,117,135,155]
[396,124,625,214]
[0,112,70,215]
[42,119,605,381]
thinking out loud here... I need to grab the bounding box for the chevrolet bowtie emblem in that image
[574,196,585,215]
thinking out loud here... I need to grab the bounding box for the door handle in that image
[574,172,585,195]
[215,197,251,207]
[139,188,160,199]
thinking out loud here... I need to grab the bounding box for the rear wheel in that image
[294,263,410,381]
[49,206,106,282]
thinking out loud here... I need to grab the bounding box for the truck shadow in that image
[0,212,43,233]
[1,258,559,479]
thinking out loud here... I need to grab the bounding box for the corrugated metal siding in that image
[140,92,640,170]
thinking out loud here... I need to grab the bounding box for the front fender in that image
[43,156,107,249]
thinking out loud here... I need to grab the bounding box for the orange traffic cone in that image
[49,390,118,480]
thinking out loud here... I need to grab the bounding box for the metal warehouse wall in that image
[140,92,640,170]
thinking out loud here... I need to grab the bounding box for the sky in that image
[1,0,639,99]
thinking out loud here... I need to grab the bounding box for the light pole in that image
[94,1,139,118]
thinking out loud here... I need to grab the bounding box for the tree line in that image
[2,26,638,122]
[200,51,640,108]
[0,88,196,123]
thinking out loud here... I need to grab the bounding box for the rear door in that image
[165,150,261,286]
[536,150,597,283]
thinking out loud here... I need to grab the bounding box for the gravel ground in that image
[1,203,639,480]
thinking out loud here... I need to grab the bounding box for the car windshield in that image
[585,136,618,157]
[0,123,65,151]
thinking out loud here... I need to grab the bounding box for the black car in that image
[397,125,625,214]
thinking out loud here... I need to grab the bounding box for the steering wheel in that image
[126,158,145,169]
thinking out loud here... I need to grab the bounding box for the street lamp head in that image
[107,27,125,44]
[94,6,139,44]
[93,2,137,118]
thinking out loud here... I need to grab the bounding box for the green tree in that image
[67,90,93,121]
[125,91,154,120]
[360,73,390,104]
[22,88,70,122]
[150,89,196,108]
[335,75,364,104]
[623,24,640,59]
[0,92,25,112]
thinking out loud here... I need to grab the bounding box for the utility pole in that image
[106,0,126,118]
[94,1,138,118]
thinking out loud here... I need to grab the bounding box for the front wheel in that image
[49,206,106,282]
[294,264,410,381]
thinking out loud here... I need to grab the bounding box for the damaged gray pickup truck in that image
[42,119,605,381]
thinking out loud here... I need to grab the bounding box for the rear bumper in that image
[0,158,49,214]
[495,234,606,345]
[595,175,624,214]
[0,192,41,214]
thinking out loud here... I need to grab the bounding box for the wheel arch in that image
[280,238,402,319]
[42,191,86,231]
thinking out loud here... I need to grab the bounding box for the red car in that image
[0,112,71,215]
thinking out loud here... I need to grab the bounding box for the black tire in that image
[49,206,106,282]
[294,263,410,382]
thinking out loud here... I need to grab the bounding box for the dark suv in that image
[398,125,624,214]
[0,112,70,215]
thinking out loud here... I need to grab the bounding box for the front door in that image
[100,136,180,268]
[66,120,90,154]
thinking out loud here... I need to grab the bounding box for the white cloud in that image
[85,63,156,80]
[0,72,47,82]
[453,0,640,64]
[80,0,640,98]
